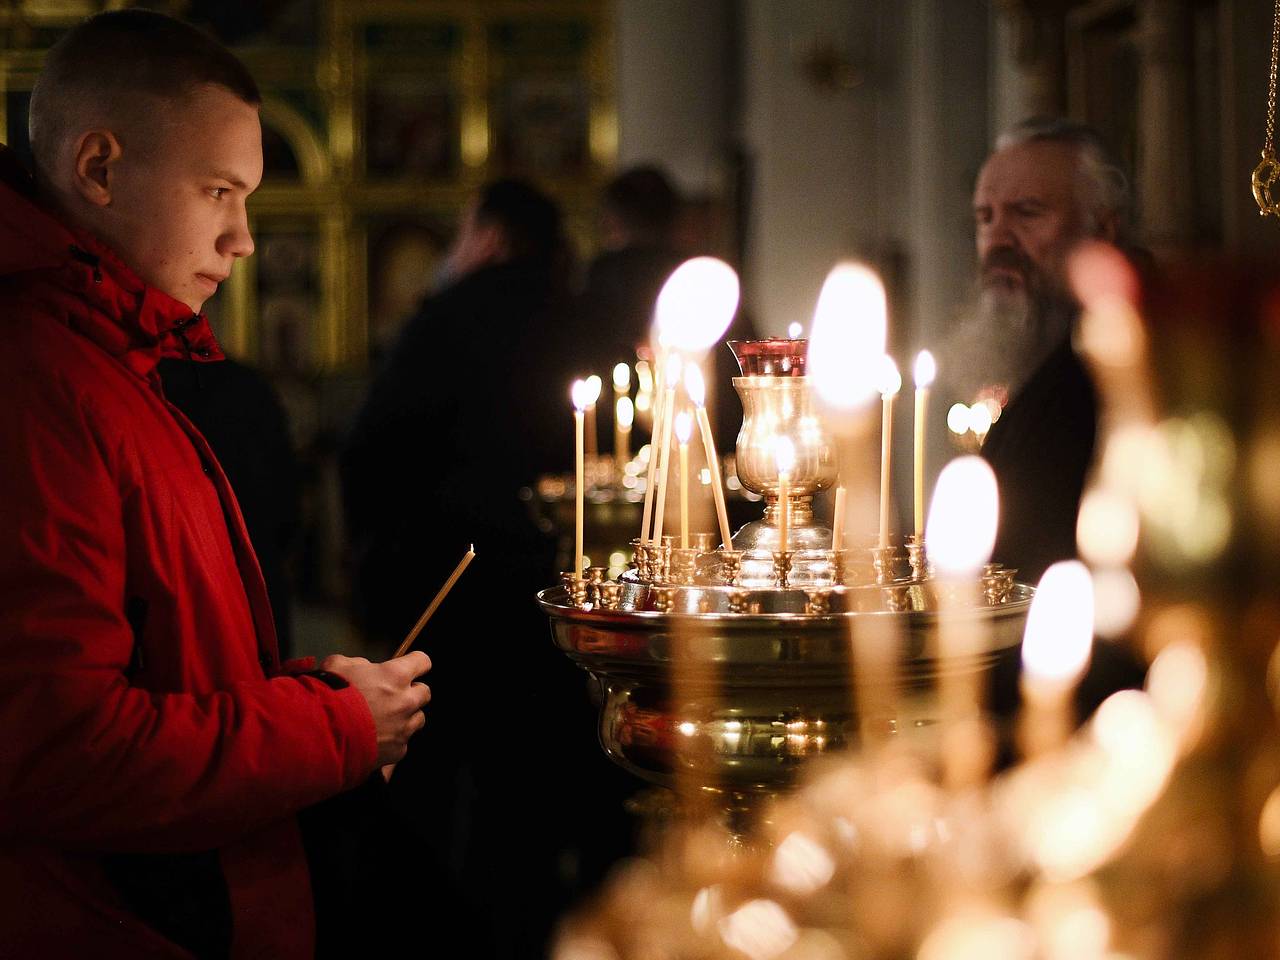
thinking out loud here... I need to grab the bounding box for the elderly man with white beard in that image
[964,117,1132,584]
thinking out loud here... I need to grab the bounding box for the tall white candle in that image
[583,374,602,460]
[913,350,936,539]
[878,357,901,550]
[685,362,734,550]
[639,354,668,543]
[831,485,847,551]
[652,354,683,544]
[675,411,693,548]
[571,379,592,575]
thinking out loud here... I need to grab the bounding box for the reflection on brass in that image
[804,588,832,615]
[727,588,748,614]
[1253,152,1280,217]
[560,573,589,608]
[882,584,911,613]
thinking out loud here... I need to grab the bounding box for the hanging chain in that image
[1252,0,1280,216]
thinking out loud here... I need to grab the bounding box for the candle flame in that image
[968,401,993,436]
[636,360,653,394]
[946,402,970,435]
[655,257,740,353]
[612,362,631,391]
[787,321,803,339]
[616,396,634,429]
[877,355,902,397]
[584,374,603,407]
[774,435,797,475]
[685,363,707,407]
[1022,560,1095,686]
[674,410,693,445]
[809,262,887,410]
[665,352,684,386]
[925,456,998,574]
[571,378,592,411]
[914,349,936,388]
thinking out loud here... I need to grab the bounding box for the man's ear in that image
[474,221,509,266]
[71,130,122,207]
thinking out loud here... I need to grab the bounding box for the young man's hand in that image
[320,652,432,766]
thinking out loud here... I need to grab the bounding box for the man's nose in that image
[978,209,1016,257]
[219,207,255,260]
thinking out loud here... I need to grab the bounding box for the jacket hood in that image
[0,146,223,379]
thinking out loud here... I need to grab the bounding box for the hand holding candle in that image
[685,363,734,550]
[877,356,901,550]
[674,411,693,548]
[912,350,936,539]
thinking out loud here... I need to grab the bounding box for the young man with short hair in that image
[0,11,430,957]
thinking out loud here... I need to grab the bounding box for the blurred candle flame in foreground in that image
[571,379,592,411]
[914,349,936,388]
[925,456,998,575]
[717,899,798,960]
[1022,560,1094,687]
[612,362,630,391]
[615,396,634,429]
[773,435,796,475]
[808,262,887,411]
[673,411,693,446]
[583,375,602,407]
[770,831,836,894]
[684,362,706,406]
[654,257,740,353]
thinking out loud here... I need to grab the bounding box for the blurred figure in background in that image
[342,178,635,958]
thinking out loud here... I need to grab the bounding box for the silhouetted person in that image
[342,179,635,959]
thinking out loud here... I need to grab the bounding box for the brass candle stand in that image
[540,339,1032,829]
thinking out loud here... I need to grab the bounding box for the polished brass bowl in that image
[538,583,1033,802]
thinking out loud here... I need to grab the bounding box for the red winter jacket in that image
[0,152,378,957]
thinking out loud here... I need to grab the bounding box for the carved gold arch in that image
[258,96,330,185]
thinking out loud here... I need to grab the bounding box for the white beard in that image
[936,283,1076,406]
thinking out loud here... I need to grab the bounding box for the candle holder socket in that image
[906,535,928,581]
[869,546,903,585]
[719,549,743,586]
[650,585,677,614]
[560,572,590,608]
[669,547,699,585]
[982,564,1017,606]
[692,531,717,554]
[772,550,795,589]
[598,582,624,610]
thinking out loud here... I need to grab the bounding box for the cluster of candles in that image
[567,256,950,577]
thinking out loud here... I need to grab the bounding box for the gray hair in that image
[996,116,1131,244]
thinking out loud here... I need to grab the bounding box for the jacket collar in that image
[0,146,224,380]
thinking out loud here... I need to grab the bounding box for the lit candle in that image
[639,354,668,544]
[615,396,634,470]
[831,485,847,551]
[675,411,693,548]
[926,455,1000,788]
[877,357,901,549]
[1020,560,1095,756]
[584,374,602,460]
[571,379,593,575]
[684,363,734,550]
[912,350,936,539]
[775,436,796,554]
[652,353,683,544]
